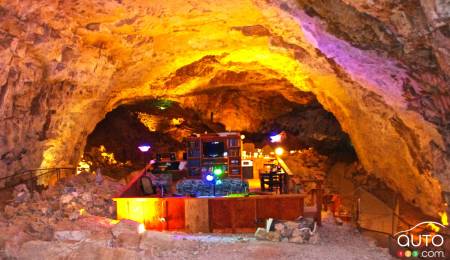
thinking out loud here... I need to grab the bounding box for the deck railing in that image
[0,167,77,192]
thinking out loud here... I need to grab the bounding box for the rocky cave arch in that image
[0,0,448,218]
[83,85,354,170]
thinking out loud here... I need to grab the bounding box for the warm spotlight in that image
[138,223,146,234]
[275,147,284,156]
[440,212,448,226]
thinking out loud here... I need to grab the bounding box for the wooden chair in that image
[260,173,283,193]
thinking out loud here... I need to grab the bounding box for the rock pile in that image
[0,171,126,258]
[255,217,319,244]
[8,171,124,220]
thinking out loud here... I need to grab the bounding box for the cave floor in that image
[14,212,394,260]
[142,215,394,260]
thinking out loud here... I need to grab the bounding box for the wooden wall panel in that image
[209,199,234,232]
[185,198,210,233]
[230,198,256,232]
[209,195,304,233]
[256,197,303,220]
[115,194,307,233]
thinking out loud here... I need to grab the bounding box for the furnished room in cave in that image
[0,0,449,259]
[82,90,352,229]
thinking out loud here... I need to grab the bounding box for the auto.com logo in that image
[394,221,446,258]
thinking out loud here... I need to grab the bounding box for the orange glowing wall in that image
[113,197,185,230]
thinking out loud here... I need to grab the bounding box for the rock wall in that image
[0,0,448,217]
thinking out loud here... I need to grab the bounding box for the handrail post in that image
[316,181,323,226]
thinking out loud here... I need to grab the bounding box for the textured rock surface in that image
[0,0,448,217]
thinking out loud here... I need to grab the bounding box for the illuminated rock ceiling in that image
[0,0,448,217]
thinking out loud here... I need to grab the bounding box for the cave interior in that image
[0,0,449,257]
[83,84,433,235]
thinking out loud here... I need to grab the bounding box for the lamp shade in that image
[138,145,151,152]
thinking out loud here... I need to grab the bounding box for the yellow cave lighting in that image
[137,112,161,132]
[113,198,165,229]
[110,219,120,225]
[439,212,448,226]
[221,48,310,90]
[39,138,63,169]
[170,117,184,126]
[427,222,441,233]
[77,160,91,175]
[99,145,118,164]
[275,147,284,156]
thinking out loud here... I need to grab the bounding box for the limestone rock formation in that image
[0,0,448,218]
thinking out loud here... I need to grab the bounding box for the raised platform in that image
[113,194,312,233]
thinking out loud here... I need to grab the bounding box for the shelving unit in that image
[185,132,242,179]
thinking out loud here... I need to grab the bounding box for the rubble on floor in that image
[255,217,319,244]
[11,171,123,219]
[0,172,125,258]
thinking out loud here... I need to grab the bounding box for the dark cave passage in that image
[83,88,356,174]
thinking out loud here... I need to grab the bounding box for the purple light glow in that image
[270,134,282,143]
[138,145,151,152]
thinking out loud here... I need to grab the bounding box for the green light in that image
[213,168,223,176]
[152,99,173,110]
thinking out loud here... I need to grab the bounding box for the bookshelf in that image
[185,132,242,179]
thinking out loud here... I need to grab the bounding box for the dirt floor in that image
[138,214,394,260]
[16,213,394,260]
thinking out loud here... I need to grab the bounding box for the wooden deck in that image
[114,167,323,233]
[113,194,315,233]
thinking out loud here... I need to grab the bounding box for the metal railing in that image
[0,167,77,192]
[351,187,450,259]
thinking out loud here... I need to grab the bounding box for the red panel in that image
[209,197,256,232]
[165,198,185,230]
[230,199,256,231]
[209,199,233,232]
[256,196,303,221]
[115,195,307,233]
